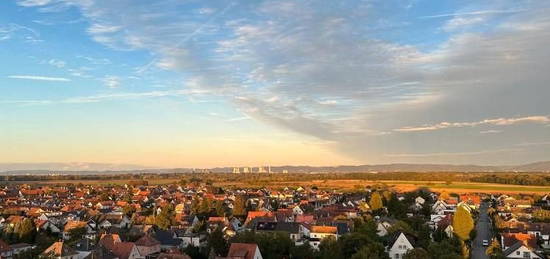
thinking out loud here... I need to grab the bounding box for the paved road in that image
[471,202,492,259]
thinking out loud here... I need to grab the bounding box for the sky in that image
[1,0,549,168]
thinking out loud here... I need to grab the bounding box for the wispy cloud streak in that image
[395,116,550,132]
[7,75,70,82]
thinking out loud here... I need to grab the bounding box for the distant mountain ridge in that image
[1,161,549,173]
[0,162,151,172]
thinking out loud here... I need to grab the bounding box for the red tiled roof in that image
[111,242,136,259]
[227,243,260,259]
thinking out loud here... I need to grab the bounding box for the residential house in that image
[386,232,415,259]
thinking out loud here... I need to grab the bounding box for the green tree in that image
[403,248,429,259]
[208,228,228,257]
[338,232,371,258]
[318,236,342,259]
[199,198,211,216]
[67,227,86,245]
[452,205,474,241]
[387,220,414,236]
[350,243,389,259]
[427,239,462,259]
[289,242,315,259]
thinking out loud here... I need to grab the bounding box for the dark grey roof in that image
[503,241,524,257]
[154,230,182,246]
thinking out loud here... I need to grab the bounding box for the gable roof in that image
[227,243,260,259]
[42,241,79,257]
[388,232,416,249]
[111,242,136,259]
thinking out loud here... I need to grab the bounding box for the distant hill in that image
[510,161,550,172]
[0,162,152,172]
[1,161,549,173]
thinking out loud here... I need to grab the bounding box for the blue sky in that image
[1,0,549,167]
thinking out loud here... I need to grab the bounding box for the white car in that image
[482,240,489,246]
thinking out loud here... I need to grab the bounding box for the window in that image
[395,253,400,258]
[523,251,530,258]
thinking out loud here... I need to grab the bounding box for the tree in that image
[67,227,86,245]
[452,205,474,241]
[439,191,450,201]
[123,205,136,217]
[289,242,315,259]
[318,236,341,259]
[387,195,407,219]
[230,231,293,259]
[214,200,225,217]
[179,178,188,186]
[486,239,505,259]
[208,228,228,257]
[199,198,211,216]
[403,248,429,259]
[387,221,414,236]
[155,205,174,230]
[191,198,201,214]
[232,195,247,217]
[369,192,384,211]
[338,232,371,258]
[427,239,462,259]
[350,243,389,259]
[15,218,36,243]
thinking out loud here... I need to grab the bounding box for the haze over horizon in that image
[1,0,549,168]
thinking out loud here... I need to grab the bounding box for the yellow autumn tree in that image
[439,191,450,201]
[382,190,392,202]
[369,192,383,211]
[453,205,474,241]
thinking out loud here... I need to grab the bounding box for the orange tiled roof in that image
[311,226,337,234]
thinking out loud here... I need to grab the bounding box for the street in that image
[471,202,492,259]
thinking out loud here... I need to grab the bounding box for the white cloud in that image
[1,89,199,105]
[7,75,70,82]
[443,16,485,31]
[395,116,550,132]
[17,0,51,7]
[386,148,521,158]
[480,130,502,134]
[102,76,121,88]
[0,23,40,43]
[47,59,66,68]
[419,9,524,19]
[87,24,122,34]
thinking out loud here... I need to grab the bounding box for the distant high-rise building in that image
[232,167,241,174]
[242,167,250,173]
[258,166,267,173]
[282,169,288,174]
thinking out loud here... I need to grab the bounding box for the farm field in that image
[3,176,549,194]
[212,179,550,194]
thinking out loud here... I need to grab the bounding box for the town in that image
[0,174,548,259]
